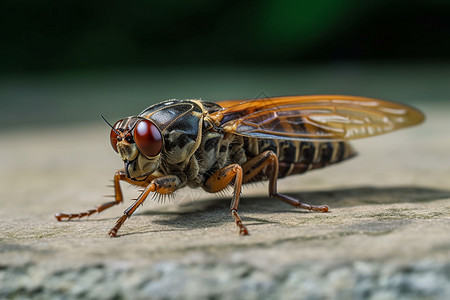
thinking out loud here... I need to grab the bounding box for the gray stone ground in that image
[1,103,449,299]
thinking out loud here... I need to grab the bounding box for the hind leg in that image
[242,151,329,212]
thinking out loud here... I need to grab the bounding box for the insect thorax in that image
[141,100,230,187]
[160,119,245,189]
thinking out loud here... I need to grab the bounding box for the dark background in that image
[2,0,450,71]
[1,0,449,128]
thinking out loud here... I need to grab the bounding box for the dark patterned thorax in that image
[138,99,206,169]
[136,100,232,187]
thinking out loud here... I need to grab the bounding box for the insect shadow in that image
[142,185,450,230]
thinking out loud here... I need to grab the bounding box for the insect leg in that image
[204,164,249,235]
[109,175,181,237]
[55,170,141,221]
[242,151,329,212]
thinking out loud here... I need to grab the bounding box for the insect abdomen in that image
[245,138,356,178]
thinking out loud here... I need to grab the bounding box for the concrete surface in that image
[1,103,449,299]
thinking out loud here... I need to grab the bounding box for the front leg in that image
[109,175,182,237]
[55,170,151,221]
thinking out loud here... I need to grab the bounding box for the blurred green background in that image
[1,0,449,129]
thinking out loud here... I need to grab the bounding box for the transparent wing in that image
[210,95,424,141]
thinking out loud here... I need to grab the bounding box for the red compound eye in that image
[109,120,122,153]
[133,119,163,157]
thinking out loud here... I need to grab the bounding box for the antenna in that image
[101,115,120,135]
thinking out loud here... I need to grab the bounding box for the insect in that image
[55,95,424,237]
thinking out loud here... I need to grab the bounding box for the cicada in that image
[55,95,424,237]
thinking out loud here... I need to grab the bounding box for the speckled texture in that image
[1,103,449,299]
